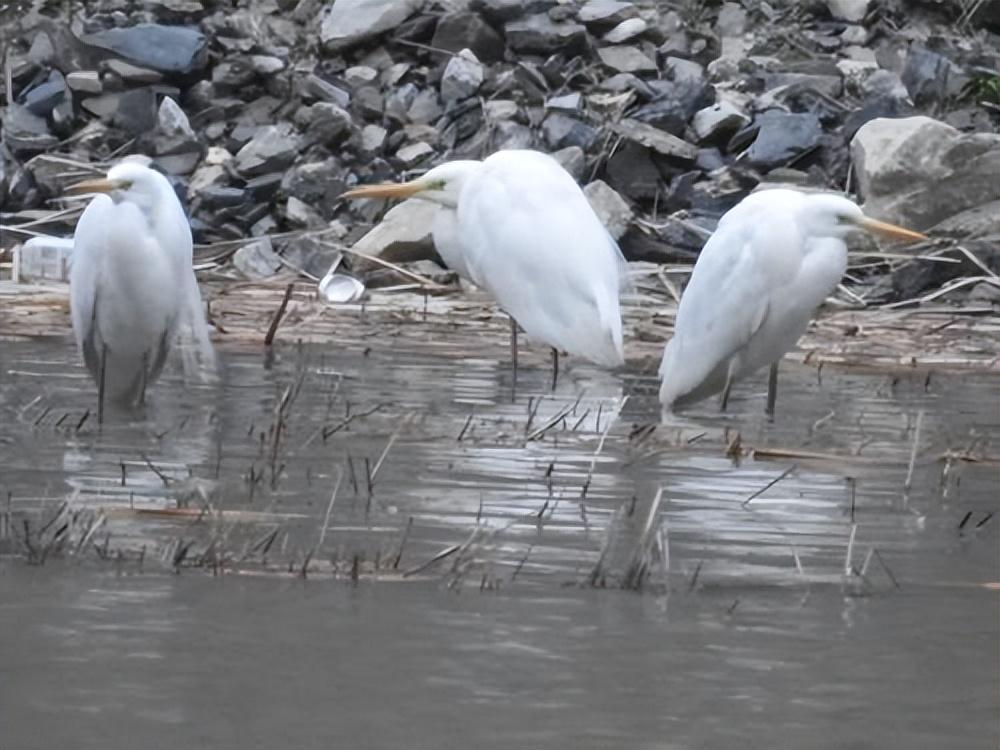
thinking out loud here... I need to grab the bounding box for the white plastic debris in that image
[318,268,365,303]
[13,235,75,282]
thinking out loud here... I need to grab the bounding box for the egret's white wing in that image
[69,194,113,359]
[458,151,625,366]
[659,218,774,406]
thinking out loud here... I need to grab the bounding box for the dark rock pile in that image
[1,0,998,297]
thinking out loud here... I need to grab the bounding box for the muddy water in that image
[0,331,997,749]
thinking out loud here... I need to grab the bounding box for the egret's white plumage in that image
[69,162,214,413]
[344,150,627,368]
[659,189,925,412]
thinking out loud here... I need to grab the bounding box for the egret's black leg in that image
[765,362,779,420]
[510,316,518,385]
[138,350,150,406]
[719,371,733,412]
[551,348,559,391]
[98,344,108,426]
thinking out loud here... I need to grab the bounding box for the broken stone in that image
[80,23,208,74]
[66,71,102,94]
[578,0,637,28]
[484,99,519,120]
[597,45,656,74]
[105,59,163,84]
[715,2,747,35]
[552,146,585,181]
[305,102,353,144]
[233,236,282,279]
[826,0,869,22]
[251,55,286,75]
[28,31,54,65]
[691,100,751,145]
[584,180,632,240]
[396,142,434,167]
[505,14,587,54]
[612,119,698,162]
[300,73,351,108]
[234,123,301,176]
[741,112,823,170]
[350,199,437,265]
[21,70,66,117]
[360,124,388,153]
[213,59,256,89]
[604,18,647,44]
[345,66,378,87]
[542,112,599,151]
[432,12,505,62]
[901,46,967,107]
[851,116,1000,230]
[285,196,325,228]
[320,0,424,51]
[157,96,195,138]
[441,49,484,102]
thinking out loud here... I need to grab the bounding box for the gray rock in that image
[432,12,504,62]
[251,55,286,75]
[826,0,869,22]
[901,46,967,107]
[105,59,163,84]
[320,0,424,51]
[742,112,823,170]
[408,89,442,124]
[484,99,519,120]
[552,146,585,180]
[80,24,208,74]
[604,18,647,43]
[28,31,54,65]
[158,96,195,138]
[299,73,351,107]
[199,186,247,208]
[715,2,747,35]
[360,124,388,153]
[542,112,599,150]
[114,88,160,135]
[66,71,102,94]
[305,102,353,143]
[968,280,1000,305]
[233,237,283,279]
[547,92,582,111]
[584,180,632,240]
[350,199,437,265]
[396,142,434,167]
[851,116,1000,230]
[213,59,256,89]
[285,196,325,228]
[281,161,345,210]
[597,45,656,73]
[470,0,555,23]
[441,49,484,102]
[605,142,661,200]
[612,119,698,161]
[692,100,751,145]
[860,69,910,101]
[345,65,378,87]
[505,15,587,54]
[22,70,66,117]
[385,83,419,123]
[235,123,301,176]
[578,0,637,27]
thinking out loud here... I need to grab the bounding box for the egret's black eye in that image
[428,179,446,191]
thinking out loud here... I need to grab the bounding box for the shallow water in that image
[0,331,997,748]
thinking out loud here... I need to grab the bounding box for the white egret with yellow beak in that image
[67,161,214,421]
[343,150,628,386]
[659,189,927,416]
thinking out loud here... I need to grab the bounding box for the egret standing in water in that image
[659,189,926,416]
[67,161,215,422]
[342,150,628,386]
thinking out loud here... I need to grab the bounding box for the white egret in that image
[342,150,628,385]
[67,161,215,421]
[659,189,926,416]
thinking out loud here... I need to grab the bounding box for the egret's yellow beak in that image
[341,179,432,201]
[855,216,927,243]
[64,178,127,196]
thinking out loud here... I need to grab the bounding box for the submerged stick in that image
[264,283,295,346]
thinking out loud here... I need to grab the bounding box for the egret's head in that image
[341,160,482,209]
[802,193,926,243]
[66,162,177,217]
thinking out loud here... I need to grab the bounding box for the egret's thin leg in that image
[138,351,149,406]
[509,316,518,384]
[98,344,108,425]
[765,362,779,419]
[551,348,559,391]
[719,372,733,412]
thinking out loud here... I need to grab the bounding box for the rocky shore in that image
[1,0,998,304]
